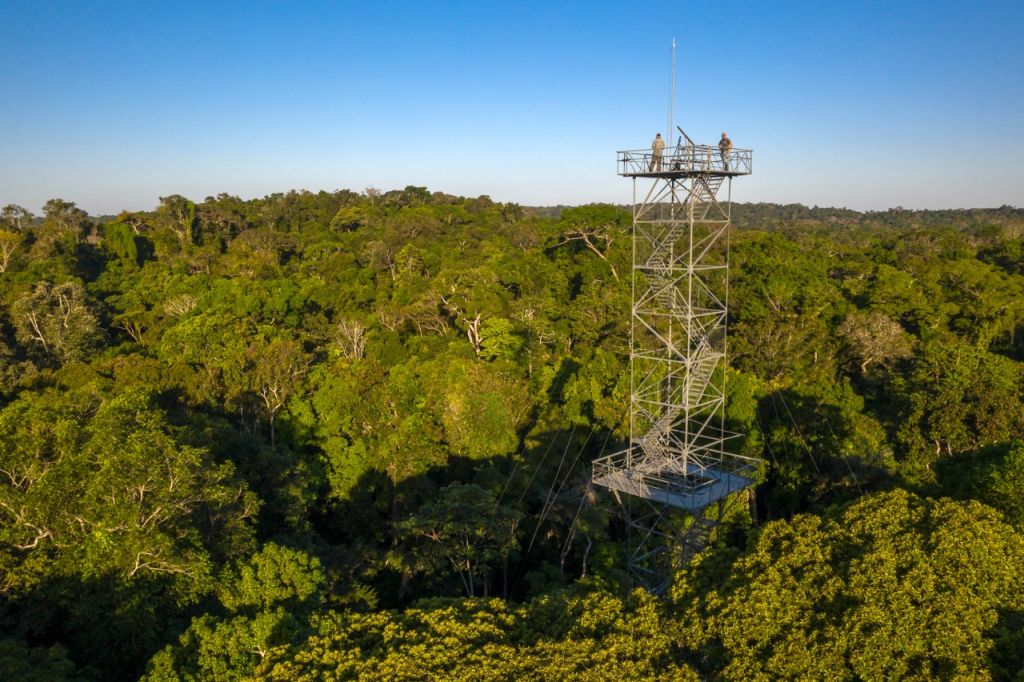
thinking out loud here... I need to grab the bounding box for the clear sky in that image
[1,0,1022,214]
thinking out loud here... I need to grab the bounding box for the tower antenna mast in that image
[668,38,676,143]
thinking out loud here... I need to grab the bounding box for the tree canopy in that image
[1,193,1023,679]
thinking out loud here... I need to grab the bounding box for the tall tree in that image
[157,194,197,245]
[397,483,521,597]
[10,280,104,364]
[0,204,34,231]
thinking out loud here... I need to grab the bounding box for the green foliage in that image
[396,483,521,597]
[478,316,523,360]
[896,339,1024,478]
[937,441,1024,529]
[0,228,25,274]
[101,221,142,266]
[144,609,301,682]
[0,388,259,595]
[10,280,104,364]
[560,347,629,432]
[218,543,326,613]
[3,189,1024,679]
[304,361,382,502]
[436,359,530,459]
[156,194,197,246]
[144,545,325,681]
[254,588,696,681]
[0,638,82,681]
[989,445,1024,527]
[672,489,1024,679]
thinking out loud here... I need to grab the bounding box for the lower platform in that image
[593,445,757,511]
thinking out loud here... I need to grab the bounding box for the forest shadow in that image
[308,424,629,606]
[988,608,1024,679]
[927,443,1023,534]
[932,443,1009,500]
[1,571,200,682]
[754,388,896,520]
[149,385,627,601]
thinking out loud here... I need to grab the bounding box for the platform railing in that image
[593,441,760,494]
[618,145,752,176]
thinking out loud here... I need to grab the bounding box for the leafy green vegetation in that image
[1,190,1023,679]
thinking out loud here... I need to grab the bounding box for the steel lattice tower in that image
[592,137,759,592]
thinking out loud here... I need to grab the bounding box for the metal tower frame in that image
[592,138,759,592]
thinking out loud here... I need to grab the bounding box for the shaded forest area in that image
[1,190,1023,680]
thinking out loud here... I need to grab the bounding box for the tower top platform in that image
[618,144,752,178]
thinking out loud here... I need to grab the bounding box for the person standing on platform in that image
[650,133,665,171]
[719,132,733,171]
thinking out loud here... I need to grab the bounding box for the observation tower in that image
[592,130,759,592]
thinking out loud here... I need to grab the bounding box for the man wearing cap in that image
[650,133,665,172]
[719,132,733,171]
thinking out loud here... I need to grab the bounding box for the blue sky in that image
[1,0,1022,214]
